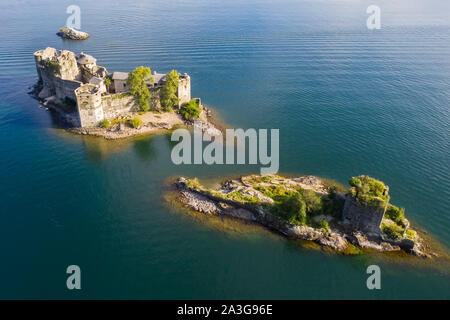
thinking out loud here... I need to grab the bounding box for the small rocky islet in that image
[57,27,90,40]
[172,174,437,258]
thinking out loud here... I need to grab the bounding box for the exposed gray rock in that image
[179,190,222,214]
[317,232,348,251]
[287,225,323,240]
[57,27,90,40]
[38,87,52,99]
[348,232,400,252]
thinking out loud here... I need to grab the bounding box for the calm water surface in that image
[0,0,449,298]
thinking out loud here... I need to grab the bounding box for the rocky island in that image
[173,174,435,257]
[57,27,90,40]
[31,47,219,139]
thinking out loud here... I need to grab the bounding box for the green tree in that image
[100,119,110,128]
[381,223,404,240]
[180,99,201,120]
[385,205,406,226]
[299,188,323,215]
[318,218,330,233]
[279,193,307,225]
[130,116,143,129]
[127,66,153,112]
[160,70,180,111]
[348,175,389,206]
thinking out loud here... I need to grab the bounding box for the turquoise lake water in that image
[0,0,449,299]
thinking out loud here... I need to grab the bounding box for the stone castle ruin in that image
[342,176,390,236]
[34,47,191,127]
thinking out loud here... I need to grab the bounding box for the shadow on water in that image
[51,127,162,163]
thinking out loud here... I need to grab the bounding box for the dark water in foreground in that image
[0,0,449,299]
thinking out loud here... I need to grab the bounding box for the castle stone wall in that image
[54,78,82,101]
[55,50,81,81]
[100,87,162,120]
[34,47,192,128]
[342,195,386,235]
[101,94,137,119]
[76,85,104,127]
[177,76,191,106]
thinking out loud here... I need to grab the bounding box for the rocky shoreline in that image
[172,175,434,257]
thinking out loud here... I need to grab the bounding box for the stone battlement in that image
[34,47,191,127]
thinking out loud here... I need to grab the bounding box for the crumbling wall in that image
[34,47,192,128]
[80,64,108,83]
[342,195,386,235]
[34,47,57,82]
[54,78,82,101]
[34,47,81,100]
[75,84,104,127]
[55,50,80,81]
[177,75,191,106]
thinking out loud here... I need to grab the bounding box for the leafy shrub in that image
[322,197,344,219]
[381,223,404,240]
[227,190,261,204]
[185,178,201,189]
[298,188,323,216]
[39,60,60,73]
[385,205,406,227]
[254,184,294,201]
[318,218,330,232]
[180,99,201,120]
[100,119,110,128]
[405,229,416,240]
[274,193,307,225]
[130,116,143,129]
[348,175,389,206]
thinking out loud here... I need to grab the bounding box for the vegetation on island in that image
[160,70,180,111]
[181,174,419,244]
[127,66,153,112]
[318,218,331,233]
[349,175,389,207]
[130,116,143,129]
[176,174,435,256]
[98,116,142,129]
[347,175,415,240]
[180,99,202,120]
[264,185,344,227]
[381,222,404,240]
[184,175,344,229]
[39,59,60,73]
[381,204,410,240]
[100,119,110,128]
[385,205,406,226]
[104,77,112,92]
